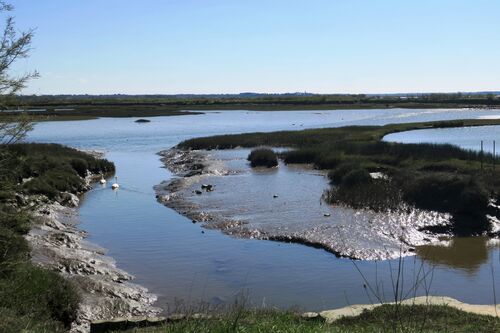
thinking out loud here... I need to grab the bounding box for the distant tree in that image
[0,1,37,145]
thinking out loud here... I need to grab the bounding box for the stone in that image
[191,313,213,320]
[301,312,322,320]
[59,192,80,207]
[168,313,186,322]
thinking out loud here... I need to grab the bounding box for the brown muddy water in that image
[26,109,500,312]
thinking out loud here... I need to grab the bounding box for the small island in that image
[247,148,278,168]
[135,118,151,123]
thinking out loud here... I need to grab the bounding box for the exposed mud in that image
[25,179,160,332]
[154,148,469,261]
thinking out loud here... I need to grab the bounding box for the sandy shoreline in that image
[318,296,499,322]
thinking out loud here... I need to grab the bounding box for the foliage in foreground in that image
[0,143,115,331]
[0,264,79,332]
[115,305,499,333]
[178,119,500,235]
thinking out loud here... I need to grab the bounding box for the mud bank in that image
[25,189,160,332]
[155,148,460,260]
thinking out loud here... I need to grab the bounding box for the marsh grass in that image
[179,119,500,235]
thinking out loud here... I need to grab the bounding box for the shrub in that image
[247,148,278,168]
[283,149,317,164]
[328,162,361,184]
[340,168,373,188]
[43,169,85,193]
[70,158,88,177]
[314,153,343,169]
[0,307,66,333]
[403,173,489,215]
[0,264,80,328]
[22,178,59,199]
[0,207,31,234]
[0,227,29,268]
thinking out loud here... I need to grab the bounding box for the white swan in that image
[99,175,106,184]
[111,177,120,189]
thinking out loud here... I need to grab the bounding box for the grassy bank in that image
[0,143,114,331]
[2,93,500,121]
[112,305,499,333]
[178,119,500,235]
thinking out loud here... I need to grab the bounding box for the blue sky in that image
[8,0,500,95]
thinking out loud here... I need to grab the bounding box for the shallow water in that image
[27,109,500,311]
[384,125,500,153]
[175,149,450,260]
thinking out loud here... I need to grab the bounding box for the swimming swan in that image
[111,177,120,189]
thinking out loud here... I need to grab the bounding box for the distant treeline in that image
[1,92,499,120]
[14,92,500,107]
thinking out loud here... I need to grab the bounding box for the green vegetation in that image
[247,148,278,168]
[0,143,115,331]
[3,92,500,121]
[178,119,500,235]
[112,305,499,333]
[3,143,114,200]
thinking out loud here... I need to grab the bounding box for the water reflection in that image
[25,109,500,310]
[417,237,499,274]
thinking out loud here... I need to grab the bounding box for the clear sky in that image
[8,0,500,95]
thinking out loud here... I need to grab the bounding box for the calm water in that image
[384,125,500,153]
[27,109,500,311]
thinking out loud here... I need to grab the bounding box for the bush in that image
[22,178,59,199]
[314,152,343,169]
[6,143,115,198]
[70,158,88,177]
[403,173,489,215]
[43,169,85,193]
[247,148,278,168]
[341,168,373,188]
[0,206,31,234]
[0,307,66,333]
[328,162,361,184]
[283,149,317,164]
[0,227,29,268]
[0,264,80,328]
